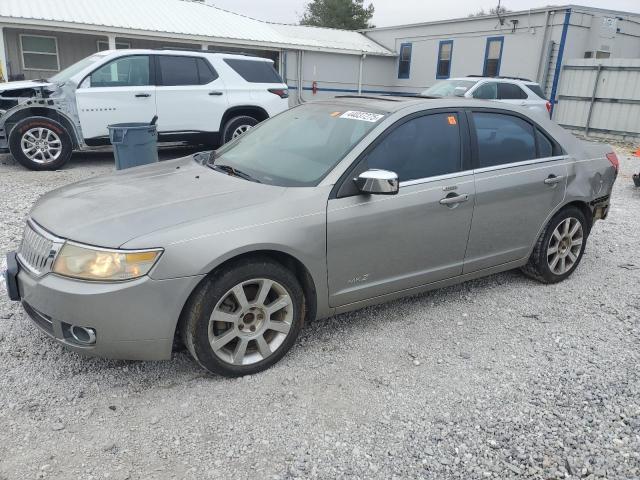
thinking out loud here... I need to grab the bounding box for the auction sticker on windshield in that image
[339,111,385,122]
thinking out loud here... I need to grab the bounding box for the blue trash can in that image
[108,122,159,170]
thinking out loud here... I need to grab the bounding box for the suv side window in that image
[157,56,218,86]
[363,113,462,182]
[473,82,498,100]
[473,112,536,168]
[497,83,528,99]
[90,56,150,87]
[224,59,283,83]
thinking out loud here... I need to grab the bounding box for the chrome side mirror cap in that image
[355,169,399,195]
[453,86,467,97]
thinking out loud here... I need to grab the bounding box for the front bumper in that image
[7,252,204,361]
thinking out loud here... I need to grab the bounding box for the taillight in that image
[546,101,552,113]
[606,152,619,172]
[268,88,289,99]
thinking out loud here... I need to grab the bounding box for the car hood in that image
[30,156,287,248]
[0,80,56,93]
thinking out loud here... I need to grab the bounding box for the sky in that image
[208,0,640,27]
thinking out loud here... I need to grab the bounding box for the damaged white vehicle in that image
[0,49,289,170]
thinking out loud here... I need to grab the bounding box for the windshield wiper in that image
[210,163,261,183]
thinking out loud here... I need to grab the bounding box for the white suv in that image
[0,49,289,170]
[422,76,551,118]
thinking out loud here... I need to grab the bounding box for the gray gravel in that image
[1,145,639,480]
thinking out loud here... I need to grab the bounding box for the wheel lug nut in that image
[257,314,264,320]
[239,324,245,329]
[250,325,256,332]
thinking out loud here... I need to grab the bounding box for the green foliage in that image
[300,0,375,30]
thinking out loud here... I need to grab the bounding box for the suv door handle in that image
[544,175,565,185]
[439,193,469,206]
[209,91,224,96]
[135,93,151,98]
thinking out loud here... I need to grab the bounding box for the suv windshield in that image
[209,104,385,187]
[422,79,478,97]
[49,53,110,84]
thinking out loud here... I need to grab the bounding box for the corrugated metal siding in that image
[0,0,392,55]
[554,58,640,141]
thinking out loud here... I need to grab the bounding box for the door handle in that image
[135,93,151,98]
[439,193,469,206]
[544,175,565,185]
[209,91,224,96]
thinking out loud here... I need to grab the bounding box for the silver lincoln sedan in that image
[4,97,618,377]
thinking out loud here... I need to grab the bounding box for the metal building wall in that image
[554,59,640,141]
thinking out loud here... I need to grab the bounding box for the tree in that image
[300,0,375,30]
[468,5,511,17]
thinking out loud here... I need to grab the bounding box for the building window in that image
[436,40,453,79]
[20,35,59,71]
[97,40,131,51]
[483,36,504,77]
[398,43,412,79]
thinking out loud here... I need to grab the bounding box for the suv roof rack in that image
[152,48,255,57]
[466,74,534,82]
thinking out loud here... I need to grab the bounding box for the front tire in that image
[9,116,73,171]
[180,258,304,377]
[521,206,589,284]
[220,115,259,144]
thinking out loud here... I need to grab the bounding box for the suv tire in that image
[521,206,589,284]
[9,116,73,171]
[221,115,259,144]
[180,258,304,377]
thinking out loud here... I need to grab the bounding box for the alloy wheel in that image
[547,217,584,275]
[208,278,293,365]
[20,127,62,164]
[231,125,252,139]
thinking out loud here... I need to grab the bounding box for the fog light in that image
[69,325,96,345]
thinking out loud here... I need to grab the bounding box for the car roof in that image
[310,95,540,115]
[447,76,541,86]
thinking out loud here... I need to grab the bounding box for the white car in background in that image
[422,76,551,118]
[0,49,289,170]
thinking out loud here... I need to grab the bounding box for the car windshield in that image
[422,79,478,97]
[208,104,386,187]
[49,53,110,83]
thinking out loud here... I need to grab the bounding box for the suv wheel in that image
[180,258,304,377]
[521,206,589,284]
[9,117,73,171]
[221,115,259,144]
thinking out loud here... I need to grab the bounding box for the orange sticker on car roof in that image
[330,111,342,117]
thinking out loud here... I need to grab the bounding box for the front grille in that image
[17,221,64,276]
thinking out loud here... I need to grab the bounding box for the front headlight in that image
[52,243,162,281]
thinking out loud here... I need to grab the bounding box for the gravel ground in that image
[0,145,639,480]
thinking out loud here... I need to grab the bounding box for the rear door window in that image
[364,113,462,182]
[536,129,554,158]
[158,56,219,86]
[473,112,536,167]
[224,59,283,83]
[497,83,528,99]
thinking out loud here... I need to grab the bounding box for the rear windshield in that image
[526,84,547,99]
[224,59,283,83]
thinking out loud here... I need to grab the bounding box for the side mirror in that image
[453,86,467,97]
[355,169,399,195]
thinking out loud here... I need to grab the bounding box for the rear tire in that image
[179,258,304,377]
[221,115,259,144]
[521,206,589,284]
[9,116,73,171]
